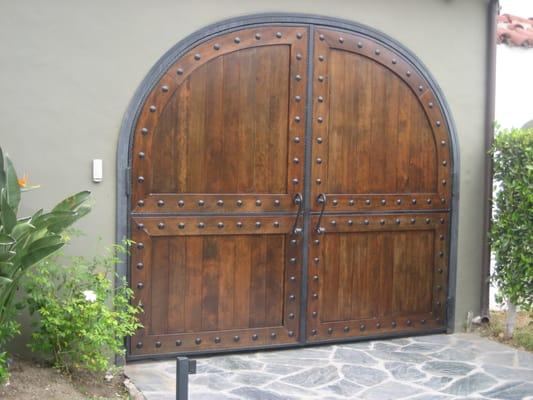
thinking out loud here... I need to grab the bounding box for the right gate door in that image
[306,28,453,342]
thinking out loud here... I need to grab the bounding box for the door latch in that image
[314,193,327,234]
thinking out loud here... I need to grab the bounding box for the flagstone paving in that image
[125,333,533,399]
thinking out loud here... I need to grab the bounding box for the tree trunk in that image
[504,300,517,339]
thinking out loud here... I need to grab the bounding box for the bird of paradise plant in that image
[0,145,91,381]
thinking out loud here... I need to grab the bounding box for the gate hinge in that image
[125,166,131,197]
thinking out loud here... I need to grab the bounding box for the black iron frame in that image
[117,13,460,363]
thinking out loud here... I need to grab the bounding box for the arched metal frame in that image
[117,13,460,361]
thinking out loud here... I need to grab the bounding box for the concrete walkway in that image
[125,333,533,400]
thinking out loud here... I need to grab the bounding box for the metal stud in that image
[252,334,258,341]
[276,32,282,38]
[381,199,386,205]
[436,120,442,127]
[332,199,338,205]
[318,55,325,61]
[439,251,444,257]
[395,219,400,225]
[338,37,344,43]
[317,116,324,123]
[296,53,302,60]
[442,160,447,166]
[349,199,355,206]
[178,200,185,207]
[137,242,144,249]
[137,223,144,230]
[421,319,426,325]
[197,222,205,229]
[441,140,446,146]
[392,321,397,328]
[317,96,324,103]
[178,222,185,229]
[412,198,417,204]
[327,327,333,334]
[357,42,363,48]
[290,239,297,246]
[141,127,148,135]
[318,75,324,82]
[217,222,224,229]
[255,33,261,40]
[418,85,424,92]
[289,257,297,264]
[294,116,301,123]
[442,180,447,186]
[194,53,201,60]
[376,322,382,329]
[176,340,182,346]
[214,337,221,343]
[365,199,371,205]
[155,341,162,348]
[436,301,441,306]
[392,59,397,64]
[313,257,320,264]
[427,198,432,204]
[359,324,365,331]
[288,331,295,337]
[136,262,144,270]
[255,199,262,206]
[236,200,243,207]
[440,235,445,240]
[348,220,353,226]
[406,70,412,77]
[364,219,369,225]
[149,105,156,112]
[375,49,381,55]
[255,221,261,228]
[289,312,295,319]
[312,329,317,335]
[345,326,351,332]
[234,335,240,342]
[234,37,241,44]
[411,218,416,224]
[425,218,431,224]
[157,200,165,207]
[295,74,302,81]
[319,34,325,41]
[289,294,296,301]
[195,337,202,345]
[274,199,281,207]
[440,218,445,224]
[330,220,336,226]
[136,342,143,349]
[313,293,319,300]
[316,178,322,185]
[161,85,169,92]
[316,137,323,144]
[294,95,302,102]
[217,199,224,206]
[429,102,434,108]
[293,136,301,143]
[271,332,277,339]
[380,219,385,225]
[158,222,165,230]
[296,32,303,39]
[316,157,323,164]
[273,221,280,228]
[197,200,205,206]
[314,239,320,245]
[177,68,184,75]
[236,221,243,228]
[137,282,144,289]
[396,199,402,205]
[407,319,412,326]
[438,268,443,274]
[138,151,145,159]
[137,176,144,183]
[213,43,221,50]
[313,275,319,281]
[436,285,442,290]
[292,178,299,184]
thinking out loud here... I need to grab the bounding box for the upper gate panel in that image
[131,27,308,213]
[311,28,452,212]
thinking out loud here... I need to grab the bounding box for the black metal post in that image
[176,357,196,400]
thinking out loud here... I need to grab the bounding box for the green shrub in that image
[0,145,90,383]
[23,242,142,374]
[490,127,533,310]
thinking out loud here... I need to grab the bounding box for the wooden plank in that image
[201,236,219,331]
[233,236,252,328]
[167,237,186,332]
[150,238,169,335]
[218,237,236,330]
[184,237,203,332]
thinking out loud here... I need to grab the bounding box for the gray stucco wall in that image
[1,0,488,333]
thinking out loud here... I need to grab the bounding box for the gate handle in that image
[292,193,303,235]
[314,193,327,235]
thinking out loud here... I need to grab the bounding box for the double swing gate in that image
[127,21,454,358]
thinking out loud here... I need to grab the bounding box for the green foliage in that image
[24,242,142,374]
[0,144,91,383]
[490,127,533,310]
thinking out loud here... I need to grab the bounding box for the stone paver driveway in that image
[125,333,533,399]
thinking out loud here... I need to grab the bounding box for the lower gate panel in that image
[130,215,301,355]
[307,213,449,341]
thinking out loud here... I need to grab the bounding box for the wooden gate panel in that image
[130,215,301,355]
[307,213,449,342]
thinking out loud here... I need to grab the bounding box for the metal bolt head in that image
[348,220,353,226]
[194,53,201,60]
[234,37,241,43]
[137,242,144,249]
[137,282,144,289]
[327,327,333,334]
[141,127,148,135]
[217,222,224,229]
[255,199,262,206]
[236,221,243,228]
[289,313,295,319]
[407,319,412,326]
[138,151,145,159]
[255,33,261,40]
[312,311,318,317]
[255,221,261,228]
[137,223,144,230]
[313,275,319,281]
[233,335,240,342]
[396,199,402,205]
[332,199,338,205]
[178,200,185,207]
[364,219,369,225]
[295,75,302,82]
[359,324,365,331]
[289,257,297,264]
[312,329,317,335]
[149,105,156,112]
[136,262,144,270]
[252,334,258,341]
[319,34,325,41]
[375,49,381,55]
[293,136,301,143]
[365,199,371,205]
[178,222,185,229]
[197,200,205,206]
[276,32,282,38]
[294,95,301,102]
[412,198,417,204]
[357,41,363,48]
[289,294,296,301]
[376,322,381,329]
[381,199,386,205]
[197,222,205,229]
[214,336,221,343]
[195,337,202,345]
[137,176,144,183]
[349,199,355,206]
[271,332,277,339]
[296,32,303,39]
[157,200,165,207]
[425,218,431,224]
[273,221,280,228]
[236,200,243,207]
[274,199,281,206]
[155,341,162,348]
[136,341,143,349]
[175,340,182,346]
[177,68,184,75]
[380,219,385,225]
[410,218,416,224]
[316,137,323,143]
[395,219,400,225]
[213,43,221,50]
[288,331,295,337]
[427,198,432,204]
[158,222,165,229]
[344,326,351,332]
[392,321,397,328]
[217,199,224,206]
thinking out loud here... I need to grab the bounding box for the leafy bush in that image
[0,145,90,382]
[24,242,142,374]
[490,127,533,312]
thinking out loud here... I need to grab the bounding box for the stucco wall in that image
[0,0,489,334]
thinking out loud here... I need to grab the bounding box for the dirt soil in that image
[0,359,129,400]
[476,310,533,352]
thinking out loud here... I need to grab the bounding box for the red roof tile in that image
[497,13,533,48]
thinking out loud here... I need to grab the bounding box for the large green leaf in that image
[10,221,36,242]
[52,191,91,213]
[0,189,17,233]
[5,156,21,212]
[47,205,91,233]
[27,235,63,253]
[20,242,64,269]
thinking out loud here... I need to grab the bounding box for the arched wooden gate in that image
[120,15,457,358]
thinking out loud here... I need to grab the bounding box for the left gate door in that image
[129,26,308,356]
